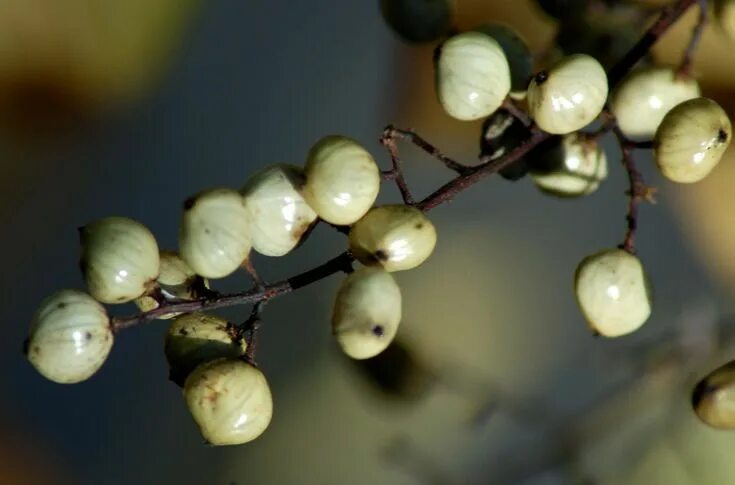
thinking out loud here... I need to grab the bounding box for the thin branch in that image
[382,125,472,175]
[679,0,709,75]
[380,128,416,205]
[502,98,532,128]
[109,0,699,333]
[613,126,656,254]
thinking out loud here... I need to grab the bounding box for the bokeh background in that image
[3,1,735,484]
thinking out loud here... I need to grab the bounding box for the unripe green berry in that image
[165,313,246,387]
[654,97,732,184]
[332,267,402,360]
[692,360,735,429]
[574,249,652,338]
[184,358,273,446]
[80,216,160,304]
[474,24,533,96]
[349,205,437,272]
[26,289,113,384]
[611,67,700,139]
[302,136,380,225]
[527,54,608,135]
[530,134,608,197]
[380,0,454,43]
[241,164,317,257]
[435,31,511,121]
[179,188,252,279]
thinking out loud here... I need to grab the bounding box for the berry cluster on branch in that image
[22,0,735,446]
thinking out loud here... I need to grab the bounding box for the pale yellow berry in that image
[527,54,608,135]
[610,67,700,139]
[531,134,608,197]
[26,289,113,384]
[179,188,252,279]
[574,249,652,338]
[654,97,732,183]
[134,250,206,319]
[349,205,437,272]
[332,267,402,359]
[435,31,511,121]
[241,164,318,257]
[302,136,380,225]
[715,0,735,39]
[165,313,246,386]
[80,216,160,304]
[693,360,735,429]
[184,358,273,446]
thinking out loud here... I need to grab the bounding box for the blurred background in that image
[3,0,735,483]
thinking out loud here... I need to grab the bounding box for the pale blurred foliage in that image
[0,0,198,134]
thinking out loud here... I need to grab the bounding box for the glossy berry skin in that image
[530,134,608,197]
[692,359,735,429]
[474,24,533,96]
[241,164,317,257]
[179,188,252,279]
[184,358,273,446]
[303,136,380,226]
[527,54,608,135]
[349,205,437,272]
[332,267,402,360]
[80,216,160,304]
[134,250,206,319]
[380,0,454,43]
[165,313,246,387]
[654,97,732,184]
[480,108,533,180]
[611,67,700,139]
[435,31,511,121]
[574,249,652,338]
[26,289,113,384]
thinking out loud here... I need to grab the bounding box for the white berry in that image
[302,136,380,225]
[134,251,207,319]
[474,24,532,96]
[26,289,113,384]
[654,97,732,183]
[332,267,402,359]
[435,31,511,121]
[179,188,252,279]
[531,134,608,197]
[80,216,160,304]
[574,249,652,337]
[241,164,317,257]
[349,205,437,272]
[165,313,246,386]
[692,360,735,429]
[527,54,608,135]
[611,67,700,139]
[184,358,273,446]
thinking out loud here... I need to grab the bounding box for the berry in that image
[349,205,437,272]
[26,289,113,384]
[527,54,608,135]
[474,24,533,96]
[165,313,246,387]
[241,164,317,257]
[479,108,533,180]
[302,136,380,226]
[611,67,700,139]
[184,358,273,446]
[332,267,402,359]
[530,134,608,197]
[654,97,732,183]
[179,188,252,279]
[435,31,511,121]
[574,249,652,337]
[692,360,735,429]
[79,216,160,304]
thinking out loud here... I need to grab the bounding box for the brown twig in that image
[380,128,416,205]
[679,0,709,75]
[382,125,472,175]
[110,0,699,333]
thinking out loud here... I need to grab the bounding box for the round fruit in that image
[26,289,113,384]
[527,54,608,135]
[692,360,735,429]
[574,248,652,337]
[654,97,732,183]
